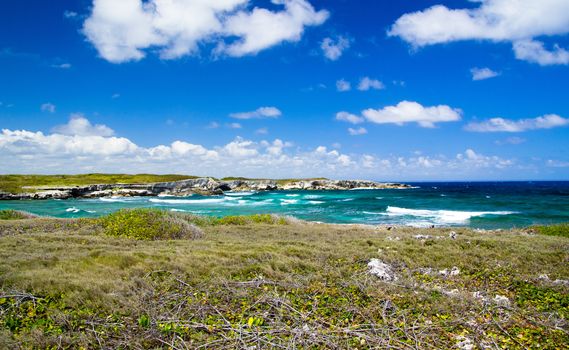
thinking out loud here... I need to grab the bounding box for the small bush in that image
[100,209,203,240]
[210,214,288,226]
[0,210,37,220]
[532,223,569,238]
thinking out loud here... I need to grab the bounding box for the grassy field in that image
[0,174,199,194]
[0,210,567,349]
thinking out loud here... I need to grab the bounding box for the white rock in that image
[450,266,460,276]
[413,234,431,240]
[472,291,486,301]
[443,289,460,297]
[367,259,397,281]
[493,294,510,307]
[449,231,457,239]
[455,336,474,350]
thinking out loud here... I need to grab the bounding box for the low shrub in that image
[532,223,569,238]
[0,210,37,220]
[100,209,203,240]
[211,214,288,226]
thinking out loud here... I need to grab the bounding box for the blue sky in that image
[1,0,568,181]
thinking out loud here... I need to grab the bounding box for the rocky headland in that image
[0,178,412,200]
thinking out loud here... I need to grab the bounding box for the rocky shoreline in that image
[0,178,411,200]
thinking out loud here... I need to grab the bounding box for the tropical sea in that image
[1,181,568,229]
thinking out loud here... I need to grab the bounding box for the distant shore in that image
[0,174,411,200]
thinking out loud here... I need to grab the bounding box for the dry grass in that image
[0,216,567,349]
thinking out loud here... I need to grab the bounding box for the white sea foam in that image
[65,207,80,213]
[385,206,516,224]
[225,191,255,197]
[304,195,322,199]
[286,194,300,197]
[308,200,324,204]
[280,199,299,205]
[149,197,232,204]
[339,198,354,202]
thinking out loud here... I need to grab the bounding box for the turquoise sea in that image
[1,182,568,228]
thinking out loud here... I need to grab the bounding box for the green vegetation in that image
[0,214,567,348]
[0,174,197,193]
[0,210,36,220]
[101,209,203,240]
[532,223,569,238]
[221,176,328,185]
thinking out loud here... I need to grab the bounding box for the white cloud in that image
[226,122,242,129]
[222,137,259,157]
[206,121,220,129]
[348,127,367,136]
[336,111,364,124]
[336,79,351,92]
[51,63,72,69]
[513,39,569,66]
[64,11,78,18]
[255,127,268,135]
[358,77,385,91]
[41,103,56,113]
[0,129,137,157]
[0,120,523,179]
[362,101,462,128]
[471,67,500,81]
[230,106,282,119]
[546,159,569,168]
[456,149,513,169]
[52,114,115,137]
[495,136,526,145]
[389,0,569,65]
[83,0,328,63]
[465,114,569,132]
[321,36,350,61]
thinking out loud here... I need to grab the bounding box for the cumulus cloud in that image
[513,39,569,66]
[465,114,569,132]
[336,111,364,124]
[52,114,115,136]
[471,67,500,81]
[0,119,521,179]
[348,127,367,136]
[362,101,462,128]
[41,103,56,113]
[321,36,350,60]
[83,0,328,63]
[336,79,351,92]
[230,106,282,119]
[389,0,569,65]
[357,77,385,91]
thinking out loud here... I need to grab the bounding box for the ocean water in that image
[1,182,568,228]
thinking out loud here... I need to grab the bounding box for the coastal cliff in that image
[0,178,411,200]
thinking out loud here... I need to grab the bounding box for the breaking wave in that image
[384,206,516,224]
